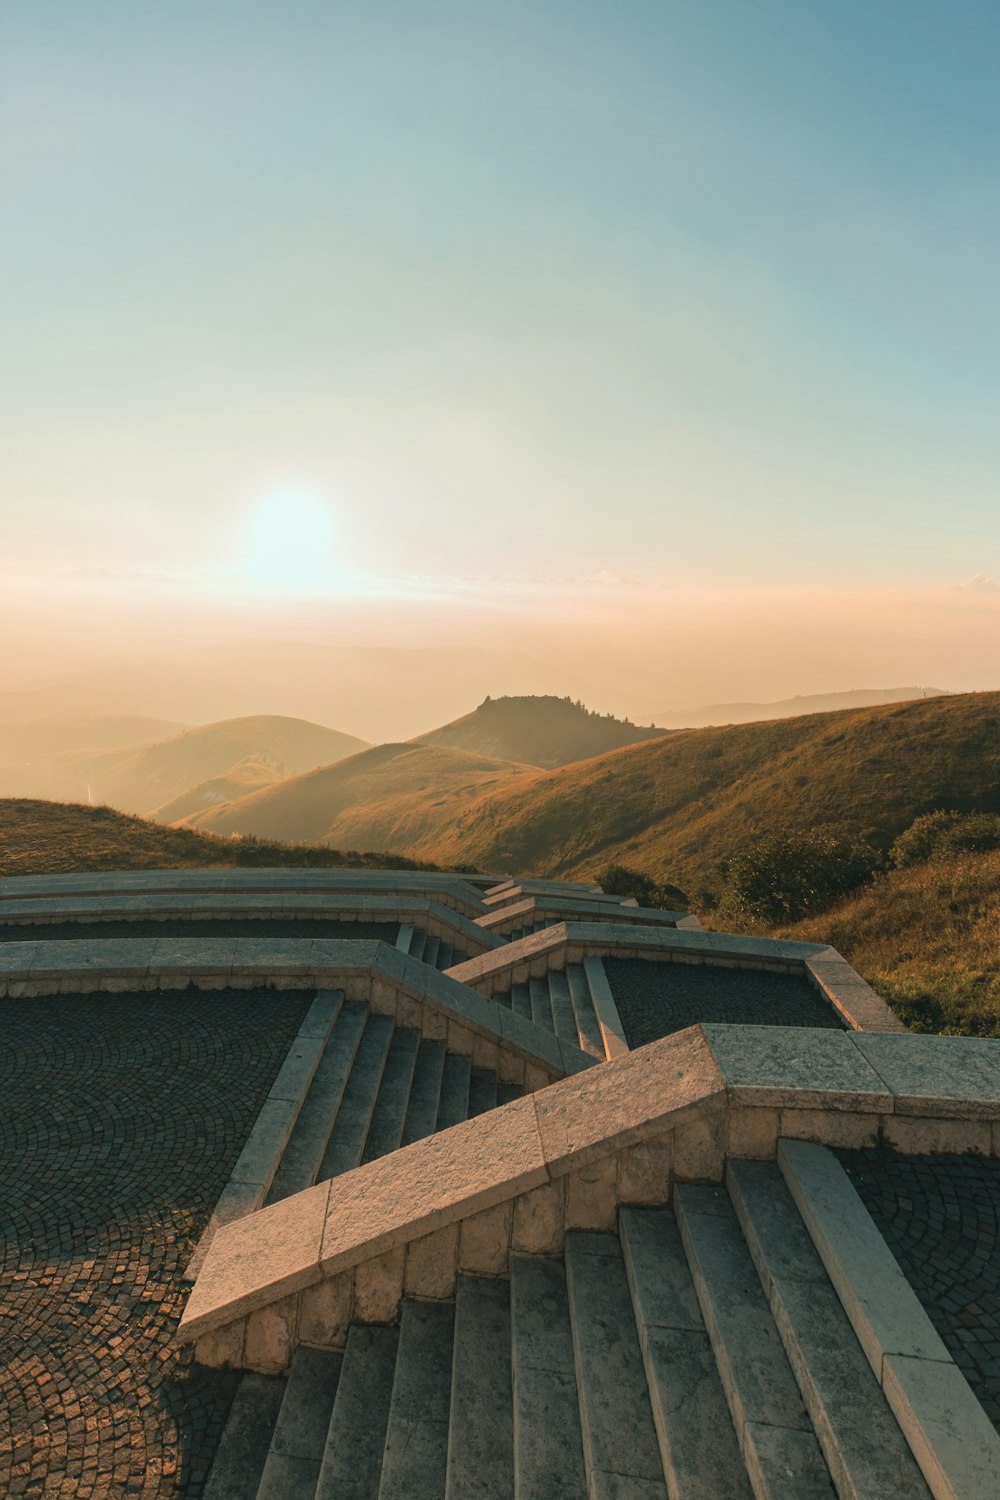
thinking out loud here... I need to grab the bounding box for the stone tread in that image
[423,934,441,969]
[360,1028,421,1164]
[400,1038,448,1145]
[316,1014,395,1179]
[203,1373,287,1500]
[264,1002,368,1205]
[315,1324,398,1500]
[566,962,607,1059]
[511,1256,588,1500]
[467,1065,498,1118]
[379,1301,455,1500]
[256,1346,342,1500]
[529,974,554,1032]
[727,1159,933,1500]
[437,1052,473,1131]
[564,1232,667,1496]
[619,1205,757,1500]
[511,983,532,1021]
[547,967,582,1048]
[672,1187,835,1500]
[447,1275,515,1500]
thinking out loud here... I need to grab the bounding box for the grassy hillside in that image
[391,692,999,887]
[149,753,285,823]
[54,715,370,817]
[775,850,1000,1036]
[182,742,538,846]
[0,799,442,877]
[413,695,668,768]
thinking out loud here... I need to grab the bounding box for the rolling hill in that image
[182,693,999,888]
[56,715,370,817]
[0,715,187,800]
[181,742,538,847]
[412,694,668,768]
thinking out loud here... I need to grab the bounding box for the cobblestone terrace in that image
[603,956,844,1048]
[839,1149,1000,1433]
[0,988,311,1498]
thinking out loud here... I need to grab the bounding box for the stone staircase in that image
[202,1137,997,1499]
[398,924,467,971]
[490,961,608,1060]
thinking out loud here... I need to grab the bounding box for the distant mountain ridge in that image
[653,686,949,729]
[411,694,668,768]
[55,715,370,817]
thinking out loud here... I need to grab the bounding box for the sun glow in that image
[243,490,341,593]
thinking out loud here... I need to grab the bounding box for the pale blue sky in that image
[2,1,998,607]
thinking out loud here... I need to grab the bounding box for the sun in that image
[244,489,338,593]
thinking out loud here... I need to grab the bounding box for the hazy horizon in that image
[4,3,998,736]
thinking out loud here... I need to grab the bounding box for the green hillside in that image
[412,695,668,768]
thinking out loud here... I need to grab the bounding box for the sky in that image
[2,1,998,725]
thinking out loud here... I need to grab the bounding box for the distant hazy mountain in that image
[652,686,949,729]
[54,642,598,743]
[412,695,669,768]
[54,715,370,817]
[182,742,537,847]
[0,716,187,800]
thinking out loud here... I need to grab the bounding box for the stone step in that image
[400,1038,448,1145]
[467,1065,498,1118]
[727,1158,933,1500]
[410,928,427,962]
[564,1231,668,1498]
[203,1372,287,1500]
[447,1275,515,1500]
[511,1255,588,1500]
[672,1186,833,1499]
[566,962,607,1060]
[315,1324,399,1500]
[256,1346,343,1499]
[547,968,581,1050]
[620,1204,757,1500]
[529,975,554,1032]
[423,934,441,969]
[437,1051,473,1131]
[360,1028,421,1165]
[511,982,532,1021]
[439,941,455,970]
[317,1013,395,1179]
[777,1138,1000,1500]
[265,1002,368,1205]
[378,1300,455,1500]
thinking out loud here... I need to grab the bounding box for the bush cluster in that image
[890,810,1000,867]
[718,830,883,925]
[592,862,689,911]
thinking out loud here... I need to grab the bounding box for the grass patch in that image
[0,798,451,878]
[773,850,1000,1035]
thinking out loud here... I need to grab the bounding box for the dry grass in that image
[775,850,1000,1035]
[0,799,444,878]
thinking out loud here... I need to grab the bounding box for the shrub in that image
[719,830,883,924]
[593,862,689,910]
[892,810,1000,867]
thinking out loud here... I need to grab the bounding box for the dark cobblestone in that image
[838,1150,1000,1431]
[604,957,844,1047]
[0,919,399,943]
[0,987,311,1497]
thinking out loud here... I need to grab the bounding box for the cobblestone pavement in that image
[839,1150,1000,1430]
[0,987,311,1498]
[0,919,400,944]
[604,958,844,1047]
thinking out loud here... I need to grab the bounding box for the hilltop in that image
[412,694,668,768]
[417,692,999,887]
[52,715,370,818]
[0,798,441,878]
[182,742,537,847]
